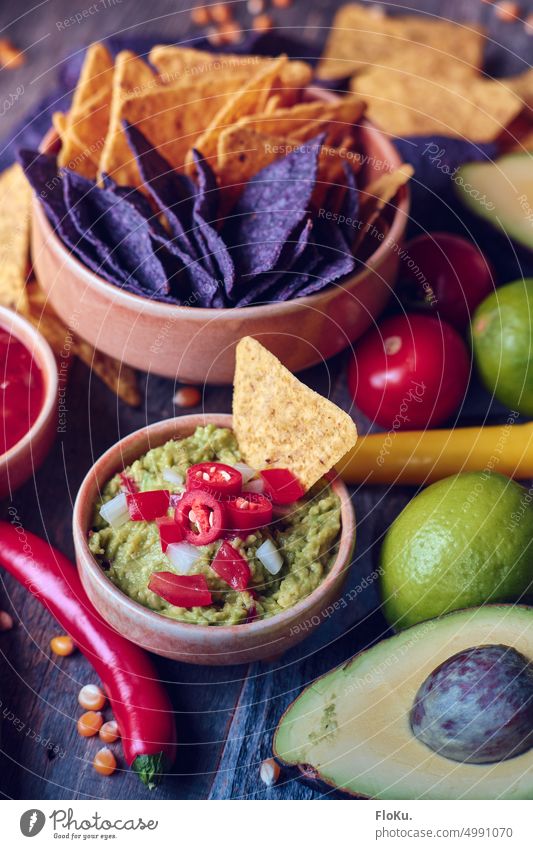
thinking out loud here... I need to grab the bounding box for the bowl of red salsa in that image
[0,306,58,498]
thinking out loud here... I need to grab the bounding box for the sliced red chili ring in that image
[148,572,212,608]
[211,541,251,591]
[186,462,242,497]
[225,492,273,531]
[175,490,226,545]
[156,517,184,552]
[260,468,306,505]
[127,490,171,521]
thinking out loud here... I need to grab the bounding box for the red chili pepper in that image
[260,468,306,504]
[156,517,184,552]
[226,492,273,531]
[148,572,213,607]
[211,541,251,591]
[127,490,170,522]
[119,472,138,494]
[186,462,242,497]
[175,490,226,545]
[0,522,176,789]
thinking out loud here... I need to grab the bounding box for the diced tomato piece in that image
[156,517,184,552]
[186,462,242,497]
[148,572,212,608]
[260,469,306,505]
[126,490,171,521]
[211,541,251,591]
[175,490,226,545]
[225,492,273,531]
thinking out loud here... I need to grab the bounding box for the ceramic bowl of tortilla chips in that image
[73,412,356,665]
[31,98,409,385]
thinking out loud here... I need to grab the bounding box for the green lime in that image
[472,279,533,415]
[380,471,533,630]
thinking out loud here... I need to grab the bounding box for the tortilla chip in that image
[58,43,114,178]
[351,69,522,141]
[354,164,413,250]
[501,68,533,112]
[149,45,311,98]
[0,164,31,310]
[217,126,352,210]
[317,3,484,81]
[233,337,357,490]
[191,57,289,168]
[98,51,158,187]
[235,94,366,147]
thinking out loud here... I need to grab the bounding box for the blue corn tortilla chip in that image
[123,123,199,260]
[293,221,356,298]
[232,218,313,307]
[191,150,235,291]
[151,233,221,307]
[224,135,323,278]
[61,169,169,295]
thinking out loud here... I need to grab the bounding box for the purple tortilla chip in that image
[61,169,169,295]
[123,123,198,260]
[191,150,235,290]
[224,135,324,278]
[293,221,356,298]
[150,235,220,307]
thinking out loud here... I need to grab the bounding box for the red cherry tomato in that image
[148,572,213,608]
[175,490,226,545]
[126,490,170,521]
[186,462,242,497]
[348,314,470,429]
[211,541,251,591]
[400,233,493,330]
[260,469,306,504]
[225,493,273,531]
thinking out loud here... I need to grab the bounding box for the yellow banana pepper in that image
[337,421,533,485]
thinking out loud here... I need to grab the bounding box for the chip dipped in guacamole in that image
[88,338,357,626]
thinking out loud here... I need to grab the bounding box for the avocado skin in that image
[472,279,533,416]
[410,645,533,764]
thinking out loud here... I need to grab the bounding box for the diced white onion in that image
[232,462,257,483]
[162,468,184,486]
[99,493,129,528]
[256,538,283,575]
[243,477,265,494]
[166,542,201,575]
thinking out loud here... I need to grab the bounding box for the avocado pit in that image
[410,644,533,764]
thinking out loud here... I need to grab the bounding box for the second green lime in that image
[472,279,533,415]
[380,471,533,629]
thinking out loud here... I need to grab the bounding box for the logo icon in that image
[20,810,46,837]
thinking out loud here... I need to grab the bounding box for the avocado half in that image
[274,606,533,799]
[455,154,533,252]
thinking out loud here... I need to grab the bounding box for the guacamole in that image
[89,425,341,626]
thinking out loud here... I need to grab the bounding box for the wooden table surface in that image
[0,0,532,801]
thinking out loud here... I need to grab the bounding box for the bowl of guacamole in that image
[73,414,356,665]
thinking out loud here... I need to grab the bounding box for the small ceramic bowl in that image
[31,104,409,385]
[73,413,356,665]
[0,306,58,498]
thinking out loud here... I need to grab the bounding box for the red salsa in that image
[0,328,45,455]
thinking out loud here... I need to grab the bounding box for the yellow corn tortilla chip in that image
[0,164,31,310]
[58,42,114,178]
[351,69,522,142]
[149,45,311,98]
[501,68,533,112]
[233,337,357,491]
[317,3,484,81]
[354,164,413,250]
[75,339,141,406]
[98,50,158,187]
[235,94,366,147]
[190,56,289,168]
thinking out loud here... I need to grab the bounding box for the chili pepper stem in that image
[132,752,167,790]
